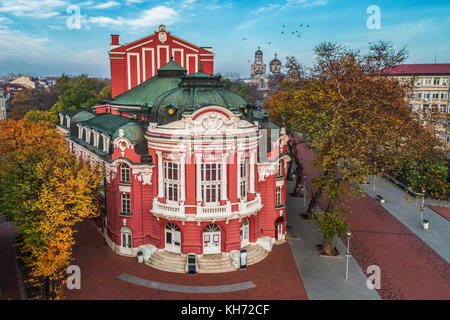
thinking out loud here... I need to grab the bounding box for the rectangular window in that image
[441,91,448,99]
[277,161,283,177]
[423,92,430,100]
[424,78,431,85]
[201,163,221,204]
[416,92,422,99]
[440,105,447,113]
[415,78,422,86]
[423,104,429,112]
[121,193,131,215]
[121,165,130,183]
[432,92,439,99]
[443,78,449,86]
[239,159,248,199]
[276,187,282,207]
[164,161,180,202]
[433,77,440,85]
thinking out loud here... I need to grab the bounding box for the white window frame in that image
[164,161,180,203]
[276,187,282,207]
[121,164,130,183]
[121,193,131,215]
[200,163,221,205]
[239,159,248,200]
[433,77,440,85]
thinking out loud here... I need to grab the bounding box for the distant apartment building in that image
[0,87,10,120]
[9,76,37,89]
[380,64,450,149]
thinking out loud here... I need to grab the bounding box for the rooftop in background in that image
[380,64,450,76]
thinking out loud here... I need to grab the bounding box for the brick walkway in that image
[65,220,308,300]
[0,222,21,300]
[297,142,450,299]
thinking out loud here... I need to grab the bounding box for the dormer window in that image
[93,131,100,148]
[121,164,130,184]
[59,114,64,126]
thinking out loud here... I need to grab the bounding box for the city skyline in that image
[0,0,449,78]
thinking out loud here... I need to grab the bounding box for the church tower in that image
[251,47,266,77]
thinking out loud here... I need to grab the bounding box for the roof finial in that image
[275,53,277,59]
[170,55,174,61]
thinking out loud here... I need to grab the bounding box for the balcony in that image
[150,194,263,221]
[196,202,232,219]
[151,198,185,219]
[238,193,263,217]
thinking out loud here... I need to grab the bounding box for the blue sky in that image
[0,0,449,78]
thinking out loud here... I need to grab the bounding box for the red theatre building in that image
[57,25,290,273]
[109,24,214,98]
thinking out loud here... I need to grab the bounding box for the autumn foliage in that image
[267,41,447,254]
[0,119,101,299]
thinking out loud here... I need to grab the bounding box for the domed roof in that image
[107,59,186,108]
[113,122,145,144]
[150,72,250,125]
[269,53,281,66]
[255,46,263,55]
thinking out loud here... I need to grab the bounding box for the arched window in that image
[165,222,180,231]
[204,224,220,232]
[121,164,130,183]
[260,79,264,89]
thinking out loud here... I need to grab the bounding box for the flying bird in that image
[242,38,248,41]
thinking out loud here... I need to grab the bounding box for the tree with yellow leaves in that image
[0,119,101,299]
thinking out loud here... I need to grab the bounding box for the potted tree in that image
[422,219,429,230]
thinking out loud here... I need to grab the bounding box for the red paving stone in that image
[0,223,21,300]
[429,206,450,222]
[297,142,450,300]
[65,220,308,300]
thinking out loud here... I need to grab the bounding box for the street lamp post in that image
[419,190,425,226]
[303,175,307,208]
[345,232,351,280]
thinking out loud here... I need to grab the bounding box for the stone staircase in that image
[146,244,271,274]
[245,244,270,265]
[146,250,187,273]
[197,253,236,273]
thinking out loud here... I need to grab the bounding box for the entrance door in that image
[277,224,283,240]
[120,226,133,255]
[240,219,249,248]
[165,222,181,253]
[203,224,221,254]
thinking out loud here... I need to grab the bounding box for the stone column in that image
[157,151,164,198]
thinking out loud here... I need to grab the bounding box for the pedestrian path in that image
[285,180,381,300]
[0,221,22,300]
[295,142,450,299]
[360,177,450,263]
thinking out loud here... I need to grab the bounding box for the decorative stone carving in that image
[133,167,154,185]
[257,162,277,181]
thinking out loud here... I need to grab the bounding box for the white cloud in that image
[125,0,143,4]
[89,5,179,29]
[90,1,121,9]
[252,3,281,15]
[286,0,327,8]
[0,0,68,19]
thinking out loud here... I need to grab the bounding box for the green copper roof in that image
[72,110,96,123]
[107,60,186,108]
[113,122,146,145]
[79,113,132,136]
[158,59,187,71]
[108,76,182,108]
[150,73,251,125]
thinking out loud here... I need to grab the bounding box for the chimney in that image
[110,35,120,50]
